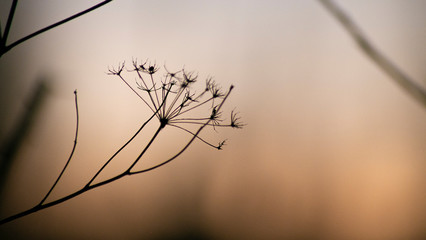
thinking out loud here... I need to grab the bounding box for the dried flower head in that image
[107,61,125,76]
[110,59,243,149]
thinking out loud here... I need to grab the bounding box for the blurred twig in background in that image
[0,0,112,58]
[318,0,426,108]
[0,80,48,199]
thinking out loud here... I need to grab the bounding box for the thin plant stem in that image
[165,87,186,117]
[85,108,157,187]
[0,0,113,57]
[0,170,125,225]
[169,124,220,149]
[318,0,426,108]
[118,74,156,114]
[149,75,161,109]
[1,0,18,48]
[170,97,214,119]
[126,125,163,172]
[39,90,79,205]
[135,70,159,112]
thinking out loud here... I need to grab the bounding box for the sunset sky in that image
[1,0,425,239]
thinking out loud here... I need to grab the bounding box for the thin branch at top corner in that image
[1,0,113,57]
[317,0,426,108]
[1,0,18,46]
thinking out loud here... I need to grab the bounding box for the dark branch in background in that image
[318,0,426,108]
[0,0,113,57]
[0,80,48,200]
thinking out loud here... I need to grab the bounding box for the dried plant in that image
[0,59,243,225]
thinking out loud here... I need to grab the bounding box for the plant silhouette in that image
[0,60,243,225]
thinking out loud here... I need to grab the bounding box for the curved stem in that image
[39,90,79,205]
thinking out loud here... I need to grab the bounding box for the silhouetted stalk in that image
[318,0,426,108]
[150,74,161,110]
[0,170,125,225]
[133,64,160,112]
[39,90,79,205]
[84,109,155,187]
[126,125,163,172]
[117,73,156,114]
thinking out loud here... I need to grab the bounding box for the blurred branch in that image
[318,0,426,108]
[0,80,48,196]
[0,0,112,58]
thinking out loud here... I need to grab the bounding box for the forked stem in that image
[0,61,237,226]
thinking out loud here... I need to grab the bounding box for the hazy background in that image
[0,0,425,239]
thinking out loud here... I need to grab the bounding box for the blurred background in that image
[0,0,425,239]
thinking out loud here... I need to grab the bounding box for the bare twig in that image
[318,0,426,108]
[39,90,79,205]
[0,0,18,49]
[0,0,113,57]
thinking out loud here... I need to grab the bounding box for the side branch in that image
[85,104,161,187]
[39,90,79,205]
[318,0,426,108]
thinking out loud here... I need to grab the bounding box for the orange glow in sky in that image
[1,1,425,239]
